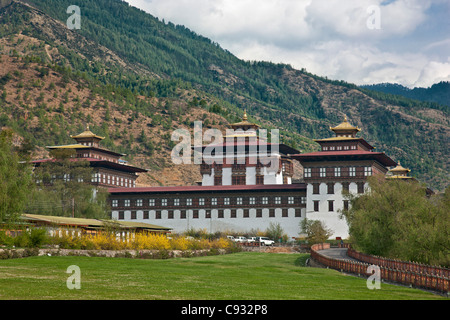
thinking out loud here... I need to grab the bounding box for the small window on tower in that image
[349,167,356,177]
[313,201,319,212]
[304,168,312,178]
[335,167,341,177]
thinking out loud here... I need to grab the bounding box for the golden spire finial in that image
[86,124,90,131]
[243,110,248,121]
[344,115,348,122]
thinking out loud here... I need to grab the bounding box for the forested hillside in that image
[0,0,448,190]
[361,82,450,107]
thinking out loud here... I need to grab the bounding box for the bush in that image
[28,228,47,248]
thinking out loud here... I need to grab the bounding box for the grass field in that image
[0,252,446,300]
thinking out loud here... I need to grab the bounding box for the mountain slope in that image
[360,82,450,107]
[1,0,448,190]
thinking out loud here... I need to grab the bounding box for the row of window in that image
[322,145,357,151]
[214,175,266,186]
[304,166,372,178]
[112,196,307,208]
[312,182,366,195]
[77,152,120,164]
[313,200,350,212]
[92,173,136,187]
[116,208,303,220]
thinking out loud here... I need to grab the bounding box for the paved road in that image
[318,248,360,262]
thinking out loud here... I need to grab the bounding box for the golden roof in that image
[47,144,90,149]
[389,162,411,173]
[70,125,105,140]
[314,137,360,142]
[230,111,260,130]
[387,175,414,179]
[330,116,361,132]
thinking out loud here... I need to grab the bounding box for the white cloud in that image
[414,60,450,88]
[126,0,448,88]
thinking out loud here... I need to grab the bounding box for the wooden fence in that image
[310,244,449,294]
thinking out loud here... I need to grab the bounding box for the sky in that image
[125,0,450,88]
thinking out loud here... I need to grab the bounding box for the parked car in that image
[247,237,257,243]
[226,235,235,241]
[256,237,275,246]
[234,236,247,243]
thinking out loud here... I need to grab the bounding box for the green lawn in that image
[0,252,445,300]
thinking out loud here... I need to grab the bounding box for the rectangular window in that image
[335,167,341,177]
[261,197,268,205]
[124,200,130,207]
[274,197,281,205]
[256,175,264,185]
[349,167,356,177]
[243,209,249,218]
[136,199,143,207]
[256,209,262,218]
[143,211,149,219]
[232,175,245,185]
[364,166,372,176]
[236,197,243,205]
[357,182,365,194]
[320,167,326,177]
[118,211,124,220]
[205,211,211,219]
[269,209,275,218]
[131,211,137,220]
[211,198,217,206]
[343,200,349,211]
[295,209,302,217]
[161,199,167,206]
[223,197,230,206]
[313,183,320,195]
[304,168,312,178]
[168,211,174,219]
[112,200,118,207]
[214,176,222,186]
[193,210,199,219]
[174,199,180,206]
[149,199,155,206]
[218,210,224,219]
[199,198,205,206]
[301,197,306,205]
[288,196,294,205]
[156,211,161,219]
[249,197,256,205]
[180,210,186,219]
[342,182,350,193]
[328,200,334,212]
[186,198,192,206]
[327,183,335,195]
[231,210,237,218]
[282,209,288,217]
[313,200,319,212]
